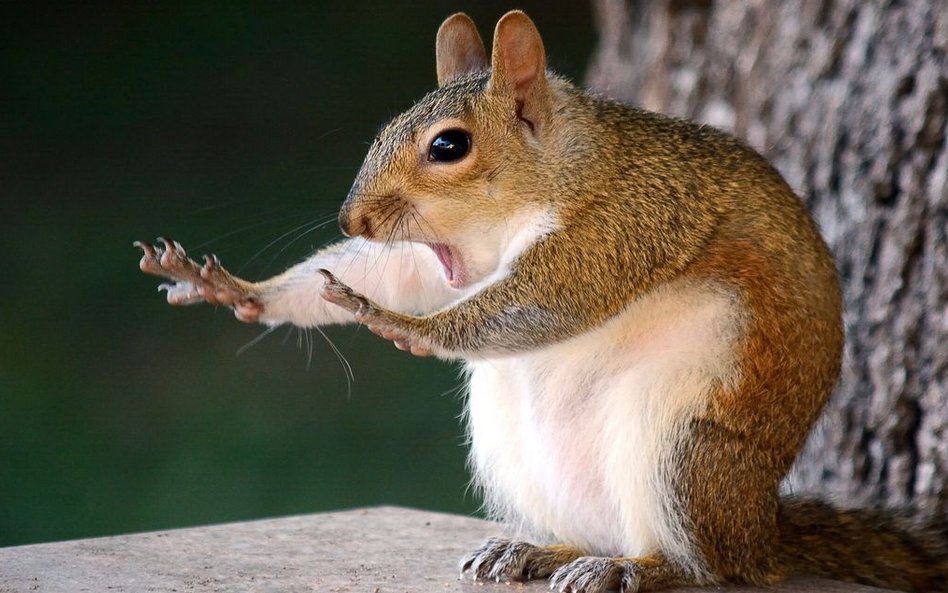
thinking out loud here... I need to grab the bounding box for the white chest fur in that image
[464,279,744,565]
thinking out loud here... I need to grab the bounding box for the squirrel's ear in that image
[436,13,488,87]
[488,10,549,131]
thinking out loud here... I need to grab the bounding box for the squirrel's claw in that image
[134,239,157,266]
[318,269,371,316]
[135,237,202,284]
[135,240,167,277]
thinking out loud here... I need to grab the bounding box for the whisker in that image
[437,381,468,399]
[184,207,327,250]
[347,191,397,199]
[305,327,314,371]
[406,212,433,312]
[182,198,291,217]
[237,215,338,273]
[412,209,446,245]
[236,324,280,356]
[313,127,343,142]
[313,325,354,399]
[368,208,404,296]
[338,224,375,283]
[487,160,511,184]
[281,324,296,345]
[261,216,342,271]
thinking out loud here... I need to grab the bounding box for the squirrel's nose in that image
[338,204,371,238]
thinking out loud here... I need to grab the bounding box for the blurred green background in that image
[0,3,593,546]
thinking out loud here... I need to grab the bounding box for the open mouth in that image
[425,243,464,288]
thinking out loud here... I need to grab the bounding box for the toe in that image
[550,557,623,593]
[460,538,511,581]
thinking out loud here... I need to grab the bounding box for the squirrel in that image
[135,10,948,593]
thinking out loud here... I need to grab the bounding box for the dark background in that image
[0,2,594,546]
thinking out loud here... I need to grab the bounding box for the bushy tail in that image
[778,497,948,592]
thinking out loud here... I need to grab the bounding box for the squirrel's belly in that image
[464,279,745,559]
[466,355,632,555]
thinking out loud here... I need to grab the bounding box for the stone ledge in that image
[0,506,896,592]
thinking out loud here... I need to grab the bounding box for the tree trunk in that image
[587,0,947,516]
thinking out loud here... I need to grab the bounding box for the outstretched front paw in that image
[134,238,262,323]
[318,269,432,357]
[460,538,583,584]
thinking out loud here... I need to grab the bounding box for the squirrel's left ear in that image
[436,13,488,87]
[488,11,550,133]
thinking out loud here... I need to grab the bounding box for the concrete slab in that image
[0,506,897,592]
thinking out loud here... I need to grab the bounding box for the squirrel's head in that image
[338,11,561,289]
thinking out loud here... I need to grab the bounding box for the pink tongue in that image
[430,244,454,282]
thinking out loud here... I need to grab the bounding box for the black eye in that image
[427,129,470,163]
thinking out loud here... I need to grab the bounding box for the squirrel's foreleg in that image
[136,238,457,328]
[317,265,587,359]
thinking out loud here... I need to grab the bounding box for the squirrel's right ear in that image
[488,11,550,133]
[436,13,487,87]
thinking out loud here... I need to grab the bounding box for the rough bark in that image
[587,0,947,515]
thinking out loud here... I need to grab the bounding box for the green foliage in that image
[0,2,592,546]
